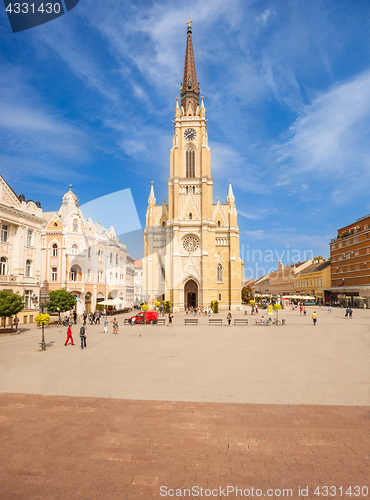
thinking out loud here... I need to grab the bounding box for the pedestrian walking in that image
[113,317,119,334]
[300,305,303,315]
[349,308,353,319]
[227,312,232,326]
[167,313,173,327]
[83,312,87,326]
[104,319,108,333]
[79,325,87,349]
[312,311,317,326]
[64,325,75,346]
[73,310,77,324]
[303,307,307,316]
[328,305,332,313]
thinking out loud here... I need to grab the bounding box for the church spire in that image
[181,20,200,115]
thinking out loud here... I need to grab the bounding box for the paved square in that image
[0,308,369,499]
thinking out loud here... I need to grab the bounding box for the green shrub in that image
[211,300,219,313]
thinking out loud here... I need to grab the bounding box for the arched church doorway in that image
[184,279,198,309]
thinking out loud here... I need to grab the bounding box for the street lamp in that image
[57,306,60,323]
[39,294,50,351]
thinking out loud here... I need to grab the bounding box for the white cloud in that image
[276,71,370,178]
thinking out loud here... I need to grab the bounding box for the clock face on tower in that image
[184,128,196,141]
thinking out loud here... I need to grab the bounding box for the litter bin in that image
[282,319,286,325]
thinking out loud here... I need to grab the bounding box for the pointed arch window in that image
[52,243,58,256]
[26,260,32,278]
[217,220,220,227]
[160,266,165,283]
[217,264,223,283]
[71,244,78,255]
[189,213,192,220]
[186,149,195,177]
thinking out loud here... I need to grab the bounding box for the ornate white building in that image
[42,185,132,314]
[0,176,43,325]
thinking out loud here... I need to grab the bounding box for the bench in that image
[155,318,166,325]
[209,318,223,326]
[234,319,248,325]
[184,318,198,325]
[255,319,268,326]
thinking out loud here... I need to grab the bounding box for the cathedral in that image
[144,23,244,312]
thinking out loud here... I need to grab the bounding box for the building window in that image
[27,230,33,246]
[25,260,32,278]
[217,264,223,283]
[51,268,57,281]
[88,246,91,258]
[88,269,91,282]
[162,221,165,227]
[218,220,220,227]
[353,236,358,244]
[218,294,221,301]
[71,244,78,255]
[70,267,78,281]
[320,279,322,286]
[116,254,118,265]
[189,213,192,220]
[345,252,350,259]
[1,224,8,242]
[186,149,195,177]
[160,266,165,283]
[110,253,113,264]
[52,244,58,256]
[346,240,350,246]
[24,290,31,309]
[0,257,7,275]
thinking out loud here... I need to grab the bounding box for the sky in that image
[0,0,369,278]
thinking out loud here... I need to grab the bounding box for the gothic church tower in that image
[144,22,243,311]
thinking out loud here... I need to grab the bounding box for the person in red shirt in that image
[64,326,75,346]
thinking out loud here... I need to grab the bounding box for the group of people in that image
[185,306,214,316]
[82,310,102,325]
[64,316,119,348]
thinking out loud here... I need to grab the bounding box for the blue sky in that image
[1,0,369,277]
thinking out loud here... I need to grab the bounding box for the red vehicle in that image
[129,311,158,324]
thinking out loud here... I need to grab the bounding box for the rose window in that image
[183,236,199,253]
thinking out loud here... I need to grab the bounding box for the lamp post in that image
[57,306,60,323]
[39,294,50,351]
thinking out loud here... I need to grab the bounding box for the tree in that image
[241,286,253,303]
[0,290,24,329]
[47,289,76,313]
[211,300,219,313]
[163,301,172,313]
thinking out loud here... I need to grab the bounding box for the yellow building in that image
[42,185,130,314]
[144,23,244,311]
[295,260,331,304]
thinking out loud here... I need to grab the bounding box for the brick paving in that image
[0,393,369,499]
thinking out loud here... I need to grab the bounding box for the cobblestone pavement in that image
[1,308,369,499]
